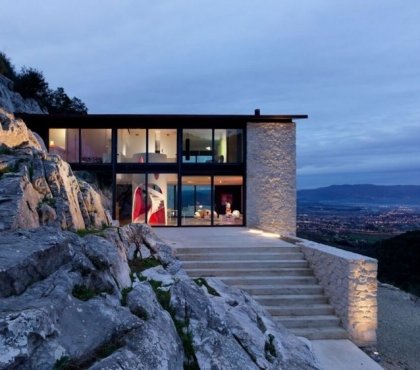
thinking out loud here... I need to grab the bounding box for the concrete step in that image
[235,284,323,295]
[177,252,304,261]
[288,327,349,340]
[181,260,308,269]
[253,294,328,306]
[219,276,318,285]
[176,246,299,254]
[274,315,340,329]
[184,267,314,277]
[265,304,335,316]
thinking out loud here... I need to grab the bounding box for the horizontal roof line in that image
[17,113,308,121]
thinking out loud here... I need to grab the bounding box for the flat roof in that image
[17,113,308,128]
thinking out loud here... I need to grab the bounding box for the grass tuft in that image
[128,256,160,274]
[120,287,133,306]
[194,278,220,296]
[72,284,96,301]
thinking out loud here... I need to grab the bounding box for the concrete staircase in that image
[176,245,348,340]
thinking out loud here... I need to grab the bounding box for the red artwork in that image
[132,182,166,225]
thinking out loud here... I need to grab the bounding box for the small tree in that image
[14,67,50,108]
[0,52,17,81]
[69,96,88,114]
[49,87,88,114]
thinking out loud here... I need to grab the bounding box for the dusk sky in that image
[2,0,420,189]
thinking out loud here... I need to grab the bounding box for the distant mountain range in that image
[298,185,420,206]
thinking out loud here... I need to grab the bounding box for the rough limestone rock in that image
[90,283,184,370]
[0,227,140,369]
[169,277,320,370]
[0,110,110,231]
[0,222,321,368]
[0,109,42,150]
[78,179,111,228]
[0,75,45,114]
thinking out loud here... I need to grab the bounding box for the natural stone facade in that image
[297,238,378,346]
[246,121,296,235]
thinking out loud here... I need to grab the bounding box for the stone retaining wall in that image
[296,238,378,346]
[246,121,296,235]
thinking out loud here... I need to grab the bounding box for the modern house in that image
[19,111,307,235]
[19,111,379,347]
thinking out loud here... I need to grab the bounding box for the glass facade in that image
[116,173,178,226]
[81,129,112,163]
[147,173,178,226]
[49,128,79,163]
[117,129,147,163]
[214,176,244,225]
[182,129,213,163]
[181,176,212,225]
[214,129,243,163]
[47,126,245,227]
[148,129,177,163]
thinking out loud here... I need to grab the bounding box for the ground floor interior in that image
[78,171,244,227]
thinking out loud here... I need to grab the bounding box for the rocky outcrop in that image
[0,224,321,370]
[0,109,110,231]
[0,75,45,114]
[0,109,43,150]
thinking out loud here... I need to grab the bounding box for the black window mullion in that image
[146,128,149,163]
[145,173,148,224]
[78,128,82,163]
[212,128,215,163]
[111,128,117,220]
[177,129,182,226]
[211,175,214,226]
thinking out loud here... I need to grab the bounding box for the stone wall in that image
[297,238,378,346]
[246,121,296,235]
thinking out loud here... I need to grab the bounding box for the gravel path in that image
[376,284,420,370]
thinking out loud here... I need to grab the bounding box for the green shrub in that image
[194,278,220,296]
[0,51,17,80]
[120,287,133,306]
[128,256,160,274]
[72,285,96,301]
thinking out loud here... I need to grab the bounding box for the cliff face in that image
[0,108,110,231]
[0,75,46,114]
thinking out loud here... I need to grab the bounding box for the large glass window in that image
[214,176,244,225]
[81,129,111,163]
[147,173,178,226]
[148,129,177,163]
[116,173,146,226]
[182,129,212,163]
[117,129,147,163]
[181,176,212,225]
[49,128,79,163]
[116,173,178,226]
[214,129,243,163]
